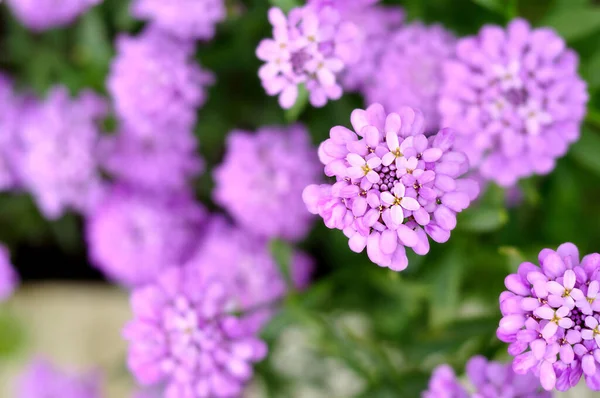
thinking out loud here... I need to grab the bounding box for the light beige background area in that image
[0,283,134,398]
[0,284,594,398]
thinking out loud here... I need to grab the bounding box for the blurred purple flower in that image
[17,357,102,398]
[365,23,455,132]
[213,124,320,242]
[422,364,468,398]
[0,244,18,301]
[15,87,107,219]
[497,243,600,391]
[256,6,361,108]
[6,0,101,31]
[0,74,21,191]
[124,266,267,397]
[186,217,313,332]
[307,0,405,93]
[439,18,588,187]
[423,356,550,397]
[85,186,205,287]
[101,126,203,193]
[303,103,478,271]
[107,28,214,136]
[131,0,225,41]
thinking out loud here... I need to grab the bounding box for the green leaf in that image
[570,127,600,175]
[471,0,505,14]
[269,0,301,13]
[270,239,294,289]
[75,8,113,79]
[0,310,25,359]
[498,246,526,273]
[542,7,600,41]
[584,51,600,90]
[429,250,463,328]
[285,84,309,123]
[458,206,508,233]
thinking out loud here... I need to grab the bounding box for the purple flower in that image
[497,243,600,391]
[256,6,361,108]
[100,126,203,193]
[0,74,21,191]
[335,2,405,92]
[123,266,267,398]
[6,0,101,31]
[131,0,225,41]
[186,217,313,332]
[439,18,588,187]
[364,23,455,132]
[85,186,205,287]
[423,356,550,397]
[422,364,468,398]
[15,87,107,219]
[0,244,18,301]
[213,124,320,241]
[303,103,478,271]
[107,28,214,136]
[17,357,102,398]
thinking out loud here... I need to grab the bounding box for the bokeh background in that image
[0,0,599,397]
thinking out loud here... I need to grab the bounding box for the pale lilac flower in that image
[131,0,225,40]
[439,18,588,187]
[423,356,550,397]
[101,126,203,193]
[17,357,102,398]
[108,28,214,136]
[256,6,361,108]
[186,217,313,332]
[576,281,600,315]
[0,244,18,301]
[124,266,267,397]
[581,317,600,347]
[304,103,478,271]
[365,23,455,132]
[213,125,320,242]
[85,186,205,287]
[15,87,107,219]
[6,0,101,31]
[497,243,600,391]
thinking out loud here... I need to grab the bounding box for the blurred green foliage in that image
[0,0,600,396]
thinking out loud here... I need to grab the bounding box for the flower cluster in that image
[6,0,101,31]
[101,126,203,193]
[85,186,205,287]
[124,266,267,398]
[0,244,18,302]
[365,23,455,132]
[336,1,405,92]
[16,87,107,219]
[17,358,102,398]
[186,217,313,332]
[256,5,361,108]
[303,104,478,271]
[213,124,320,242]
[130,0,226,41]
[423,356,550,397]
[107,28,214,135]
[497,243,600,391]
[439,18,588,187]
